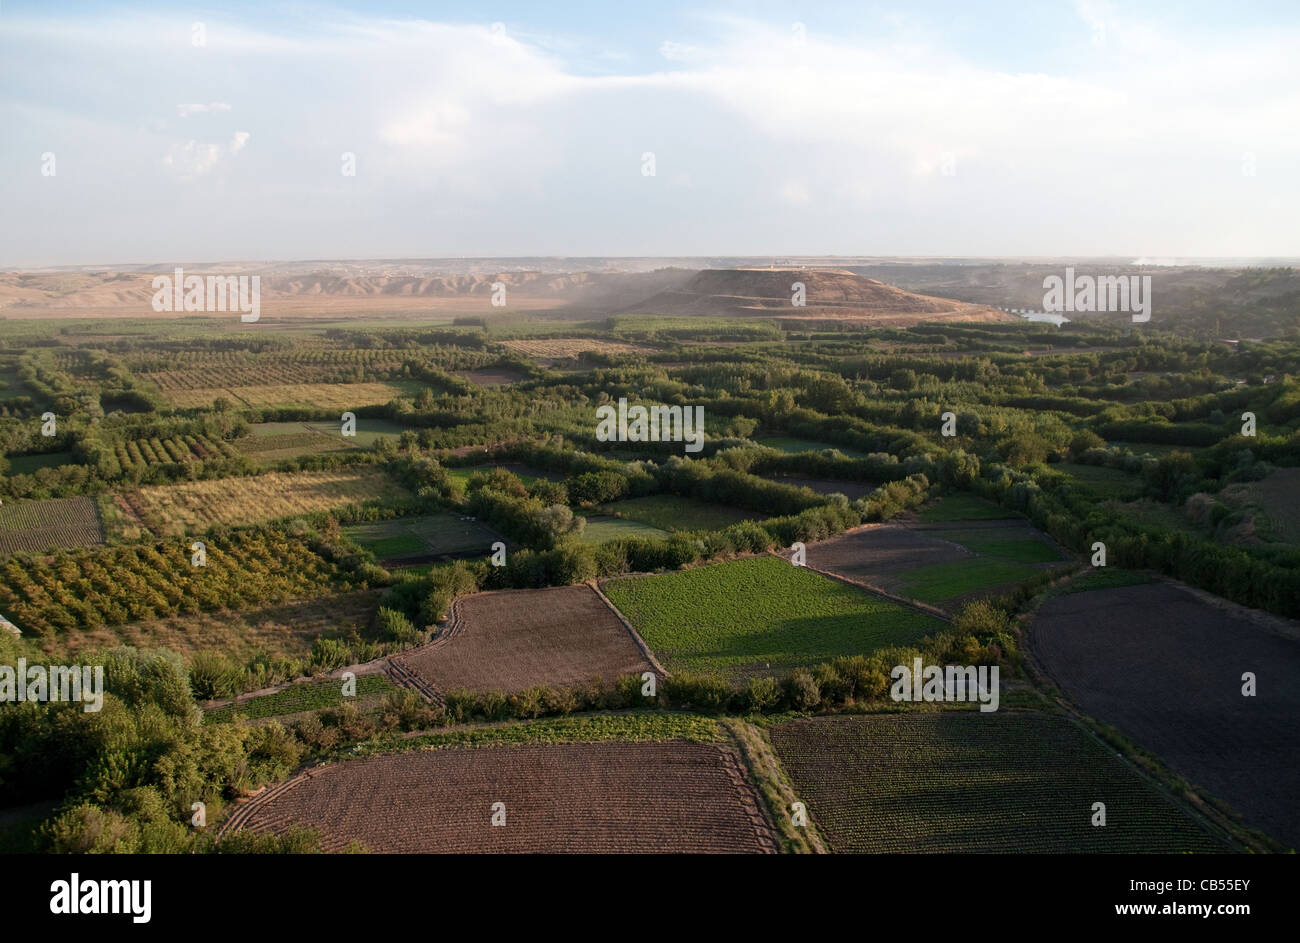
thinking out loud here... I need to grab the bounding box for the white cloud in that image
[177,102,233,117]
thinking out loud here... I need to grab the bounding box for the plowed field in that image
[228,741,779,853]
[394,584,653,695]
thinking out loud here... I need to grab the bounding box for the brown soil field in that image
[766,475,876,499]
[1030,581,1300,848]
[785,524,971,583]
[0,495,105,555]
[227,740,779,853]
[51,589,383,660]
[394,584,654,695]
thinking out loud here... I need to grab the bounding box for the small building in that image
[0,614,20,637]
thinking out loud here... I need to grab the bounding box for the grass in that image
[447,465,547,487]
[603,556,942,677]
[122,469,410,534]
[756,436,868,458]
[4,451,74,475]
[597,494,756,532]
[577,516,671,544]
[941,527,1063,563]
[918,493,1016,522]
[897,558,1045,603]
[343,513,499,559]
[204,674,398,723]
[1053,568,1157,595]
[1055,462,1142,500]
[359,712,723,757]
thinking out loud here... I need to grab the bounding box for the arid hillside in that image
[618,268,1012,326]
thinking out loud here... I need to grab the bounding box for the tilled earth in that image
[229,741,780,853]
[1031,581,1300,848]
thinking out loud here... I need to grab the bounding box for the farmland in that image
[0,531,373,642]
[770,713,1230,853]
[1031,581,1300,848]
[120,469,410,534]
[602,556,942,678]
[500,338,653,359]
[159,382,415,410]
[791,517,1064,608]
[0,495,104,555]
[394,584,653,695]
[55,589,384,660]
[1,266,1298,857]
[204,673,397,723]
[343,513,500,561]
[597,494,757,532]
[226,737,778,853]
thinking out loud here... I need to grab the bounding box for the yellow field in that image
[500,338,652,359]
[159,382,409,410]
[121,469,410,534]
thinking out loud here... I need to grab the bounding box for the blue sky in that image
[2,1,1298,265]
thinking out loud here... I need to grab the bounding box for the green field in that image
[917,493,1017,522]
[941,527,1063,563]
[446,464,549,487]
[598,494,756,532]
[5,451,74,475]
[577,516,671,544]
[897,558,1045,603]
[1052,568,1157,595]
[603,556,942,677]
[770,712,1229,853]
[343,513,500,560]
[756,436,868,458]
[204,674,398,723]
[1055,462,1142,500]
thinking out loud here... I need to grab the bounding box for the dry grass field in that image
[226,740,779,853]
[500,338,653,359]
[158,382,410,410]
[120,469,409,534]
[395,584,653,695]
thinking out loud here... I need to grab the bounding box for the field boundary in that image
[586,579,671,678]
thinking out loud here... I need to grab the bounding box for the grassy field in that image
[122,469,410,534]
[756,436,868,458]
[4,451,75,475]
[343,513,499,560]
[770,712,1229,853]
[602,555,942,677]
[941,526,1063,563]
[917,493,1017,522]
[597,494,756,532]
[204,674,397,723]
[896,558,1045,603]
[577,516,671,544]
[1055,462,1143,500]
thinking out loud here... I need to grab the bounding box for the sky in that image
[1,1,1298,266]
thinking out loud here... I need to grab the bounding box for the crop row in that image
[0,532,371,635]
